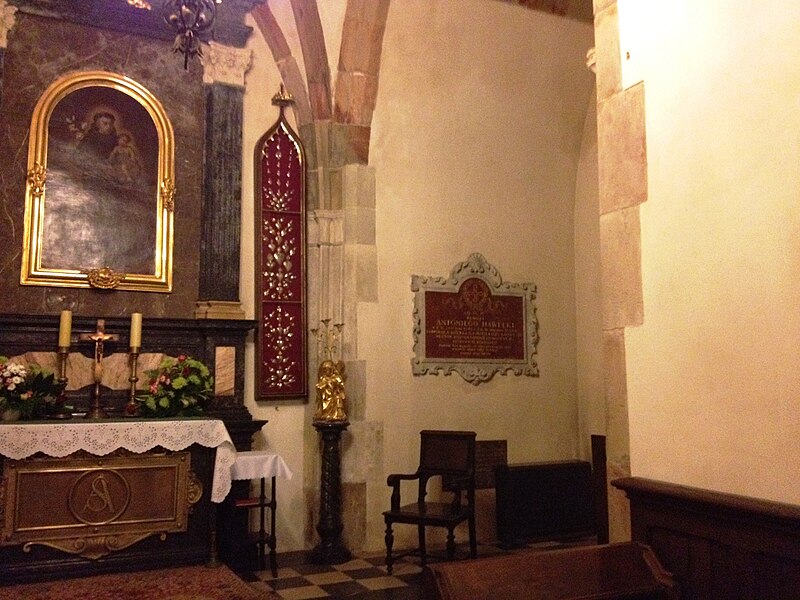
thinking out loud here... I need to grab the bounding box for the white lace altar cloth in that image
[0,418,235,503]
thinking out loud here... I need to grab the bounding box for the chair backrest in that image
[418,430,476,495]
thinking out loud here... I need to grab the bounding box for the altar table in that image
[0,418,234,584]
[0,418,236,502]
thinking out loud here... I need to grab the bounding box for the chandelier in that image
[126,0,222,69]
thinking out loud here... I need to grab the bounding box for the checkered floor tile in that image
[242,554,425,599]
[237,539,596,599]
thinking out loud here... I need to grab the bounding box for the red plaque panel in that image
[255,95,306,399]
[424,279,525,361]
[411,254,538,384]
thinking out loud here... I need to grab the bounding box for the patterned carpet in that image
[0,564,280,600]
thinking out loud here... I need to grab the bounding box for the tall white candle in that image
[58,310,72,347]
[130,312,142,348]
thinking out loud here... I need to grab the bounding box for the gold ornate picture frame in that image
[21,71,175,292]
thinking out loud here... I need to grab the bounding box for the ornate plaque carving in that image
[411,254,538,384]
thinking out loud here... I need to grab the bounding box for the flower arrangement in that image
[0,356,64,421]
[137,355,213,418]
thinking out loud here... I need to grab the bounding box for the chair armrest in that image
[387,472,419,486]
[386,472,419,511]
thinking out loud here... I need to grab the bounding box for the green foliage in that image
[136,355,213,418]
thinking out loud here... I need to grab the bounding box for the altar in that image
[0,418,235,584]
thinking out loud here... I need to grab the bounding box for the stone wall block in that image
[305,168,320,211]
[342,420,383,483]
[356,244,378,303]
[330,123,371,167]
[594,3,621,102]
[602,327,631,542]
[328,167,343,211]
[341,481,367,553]
[342,164,376,209]
[593,0,615,16]
[607,458,632,542]
[600,207,643,329]
[343,207,376,246]
[598,82,647,214]
[299,123,318,171]
[342,359,367,421]
[602,328,629,461]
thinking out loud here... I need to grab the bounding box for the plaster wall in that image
[241,0,595,551]
[620,1,800,504]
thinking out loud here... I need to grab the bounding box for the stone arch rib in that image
[334,0,390,129]
[251,2,313,127]
[290,0,333,121]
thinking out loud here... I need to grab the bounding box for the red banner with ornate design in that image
[255,95,306,399]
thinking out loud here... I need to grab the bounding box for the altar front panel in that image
[2,452,194,559]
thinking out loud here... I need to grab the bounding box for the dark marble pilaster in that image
[0,47,5,108]
[198,82,245,310]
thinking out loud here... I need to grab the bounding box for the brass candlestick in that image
[50,346,72,419]
[126,347,140,417]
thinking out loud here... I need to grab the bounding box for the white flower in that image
[12,376,22,384]
[7,383,15,391]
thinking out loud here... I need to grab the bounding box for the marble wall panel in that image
[0,13,204,318]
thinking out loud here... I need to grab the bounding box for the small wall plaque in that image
[411,254,538,384]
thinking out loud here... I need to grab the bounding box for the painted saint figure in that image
[313,359,347,422]
[79,111,119,160]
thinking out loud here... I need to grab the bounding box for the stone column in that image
[594,0,648,542]
[196,42,253,319]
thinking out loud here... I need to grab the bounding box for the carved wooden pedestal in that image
[309,420,351,564]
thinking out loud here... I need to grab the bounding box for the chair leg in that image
[468,514,477,558]
[418,524,427,567]
[445,527,456,560]
[384,518,395,575]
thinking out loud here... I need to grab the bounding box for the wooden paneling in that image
[613,477,800,600]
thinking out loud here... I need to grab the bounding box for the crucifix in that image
[79,319,119,419]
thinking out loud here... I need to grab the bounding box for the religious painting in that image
[21,71,175,292]
[411,254,539,384]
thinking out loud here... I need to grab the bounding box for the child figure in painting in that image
[109,133,142,184]
[313,359,347,422]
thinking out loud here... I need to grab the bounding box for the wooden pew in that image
[423,541,678,600]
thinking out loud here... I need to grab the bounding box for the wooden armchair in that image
[382,430,477,574]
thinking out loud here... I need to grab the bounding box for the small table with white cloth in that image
[229,450,293,576]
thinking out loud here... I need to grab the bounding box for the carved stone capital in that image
[201,41,253,87]
[0,0,17,49]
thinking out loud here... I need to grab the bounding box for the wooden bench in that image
[423,542,678,600]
